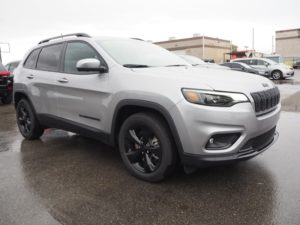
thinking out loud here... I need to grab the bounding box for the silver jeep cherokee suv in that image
[13,33,280,182]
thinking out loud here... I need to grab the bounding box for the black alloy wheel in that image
[118,113,177,182]
[16,99,44,140]
[124,126,162,173]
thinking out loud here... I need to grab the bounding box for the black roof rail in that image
[38,33,91,44]
[131,38,144,41]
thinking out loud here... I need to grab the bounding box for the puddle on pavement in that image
[273,79,300,85]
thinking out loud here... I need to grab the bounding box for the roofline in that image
[276,28,300,33]
[155,36,231,44]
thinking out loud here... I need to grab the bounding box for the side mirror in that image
[76,58,108,73]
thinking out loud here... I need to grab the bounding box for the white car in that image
[232,58,294,80]
[179,55,230,70]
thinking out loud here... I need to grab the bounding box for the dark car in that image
[293,61,300,69]
[0,62,13,104]
[221,62,270,77]
[5,60,20,73]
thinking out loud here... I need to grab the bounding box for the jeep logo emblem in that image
[262,83,269,87]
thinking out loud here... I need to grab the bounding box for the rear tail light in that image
[0,71,10,76]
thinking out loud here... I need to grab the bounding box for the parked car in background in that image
[204,59,215,63]
[0,62,13,104]
[232,58,294,80]
[221,62,270,77]
[293,61,300,69]
[179,55,229,70]
[5,60,20,73]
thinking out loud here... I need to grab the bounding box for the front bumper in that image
[282,69,294,78]
[170,99,280,166]
[181,130,278,167]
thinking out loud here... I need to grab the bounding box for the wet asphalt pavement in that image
[1,71,300,225]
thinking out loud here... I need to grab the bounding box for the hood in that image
[279,63,293,69]
[196,64,230,70]
[131,66,275,95]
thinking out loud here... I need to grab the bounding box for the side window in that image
[258,60,269,66]
[232,63,242,69]
[248,59,257,65]
[8,62,19,72]
[24,49,40,69]
[36,44,63,72]
[64,42,100,74]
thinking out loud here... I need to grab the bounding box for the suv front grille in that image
[251,87,280,113]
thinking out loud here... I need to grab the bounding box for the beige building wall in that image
[155,36,232,63]
[276,28,300,57]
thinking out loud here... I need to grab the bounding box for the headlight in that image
[182,89,249,107]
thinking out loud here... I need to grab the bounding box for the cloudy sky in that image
[1,0,299,63]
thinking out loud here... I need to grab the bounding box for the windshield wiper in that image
[165,64,187,67]
[123,64,150,68]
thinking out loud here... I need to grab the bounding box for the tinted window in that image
[24,49,40,69]
[221,63,231,68]
[64,42,100,74]
[231,63,242,69]
[248,59,257,65]
[257,60,268,66]
[37,44,63,72]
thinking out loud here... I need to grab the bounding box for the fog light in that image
[205,133,240,150]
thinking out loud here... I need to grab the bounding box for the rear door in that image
[54,41,110,131]
[22,44,63,117]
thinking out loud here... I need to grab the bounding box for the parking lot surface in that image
[1,71,300,225]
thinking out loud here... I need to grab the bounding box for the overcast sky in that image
[1,0,300,63]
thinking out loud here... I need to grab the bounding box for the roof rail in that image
[131,38,144,41]
[38,33,91,44]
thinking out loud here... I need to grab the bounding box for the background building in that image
[276,28,300,64]
[155,35,235,63]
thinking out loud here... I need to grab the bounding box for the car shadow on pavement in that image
[18,131,277,225]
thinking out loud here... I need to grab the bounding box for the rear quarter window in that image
[24,49,40,69]
[36,44,64,72]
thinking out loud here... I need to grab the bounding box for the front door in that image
[54,41,110,131]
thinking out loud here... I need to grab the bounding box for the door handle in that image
[58,78,69,83]
[26,74,34,79]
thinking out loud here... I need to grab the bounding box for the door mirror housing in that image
[76,58,108,73]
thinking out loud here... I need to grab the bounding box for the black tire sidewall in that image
[16,99,43,140]
[118,113,175,182]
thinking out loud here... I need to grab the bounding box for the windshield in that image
[0,63,7,72]
[179,55,206,65]
[96,39,189,67]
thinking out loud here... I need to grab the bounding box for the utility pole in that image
[0,43,10,63]
[272,35,274,54]
[252,28,255,51]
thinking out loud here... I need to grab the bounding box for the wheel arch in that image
[110,100,184,157]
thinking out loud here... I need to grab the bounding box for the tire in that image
[1,94,12,104]
[16,99,44,140]
[271,70,283,80]
[118,112,177,182]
